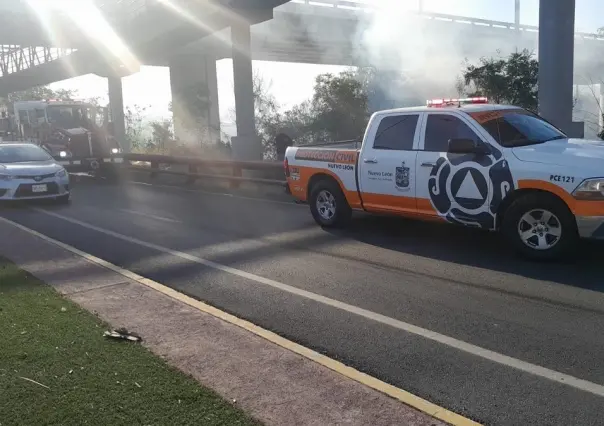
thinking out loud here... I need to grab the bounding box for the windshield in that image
[0,144,53,163]
[47,105,98,129]
[473,109,567,148]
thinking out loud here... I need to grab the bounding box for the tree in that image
[460,49,539,110]
[252,73,281,159]
[0,85,76,111]
[124,104,148,152]
[309,70,370,141]
[243,68,372,158]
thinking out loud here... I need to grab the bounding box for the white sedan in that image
[0,143,70,203]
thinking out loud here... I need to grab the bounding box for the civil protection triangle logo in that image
[395,161,410,191]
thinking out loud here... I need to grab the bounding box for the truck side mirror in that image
[448,138,490,155]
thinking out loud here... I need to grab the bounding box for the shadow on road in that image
[327,214,604,293]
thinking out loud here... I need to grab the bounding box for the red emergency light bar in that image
[427,97,488,107]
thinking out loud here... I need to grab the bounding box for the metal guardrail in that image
[291,0,604,41]
[122,153,286,188]
[58,145,374,188]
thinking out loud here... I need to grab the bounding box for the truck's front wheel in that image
[501,193,578,261]
[309,179,352,228]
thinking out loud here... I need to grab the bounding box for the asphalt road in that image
[3,180,604,426]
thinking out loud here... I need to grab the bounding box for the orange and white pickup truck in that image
[284,97,604,260]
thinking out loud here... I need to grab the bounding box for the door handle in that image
[421,162,436,168]
[363,158,378,164]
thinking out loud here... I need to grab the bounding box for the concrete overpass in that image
[179,0,604,78]
[0,0,290,159]
[0,0,588,156]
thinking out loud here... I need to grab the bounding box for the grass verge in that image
[0,259,259,426]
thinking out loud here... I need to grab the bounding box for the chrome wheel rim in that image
[316,190,336,220]
[517,209,562,250]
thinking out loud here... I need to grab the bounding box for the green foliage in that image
[124,104,149,152]
[310,70,370,141]
[254,68,371,158]
[0,86,77,112]
[460,49,539,111]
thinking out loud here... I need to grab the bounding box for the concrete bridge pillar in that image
[538,0,583,137]
[108,76,127,152]
[169,54,221,146]
[599,84,604,131]
[231,22,261,161]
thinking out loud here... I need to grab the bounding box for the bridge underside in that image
[167,9,604,80]
[0,1,285,95]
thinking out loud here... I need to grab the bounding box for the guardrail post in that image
[186,165,198,185]
[231,165,242,189]
[150,161,159,178]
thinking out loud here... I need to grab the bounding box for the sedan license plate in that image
[31,184,48,193]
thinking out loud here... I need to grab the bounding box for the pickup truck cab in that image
[284,97,604,260]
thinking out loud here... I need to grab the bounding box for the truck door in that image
[416,112,496,228]
[358,112,422,214]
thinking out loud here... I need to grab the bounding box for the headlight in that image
[55,169,67,178]
[0,174,13,181]
[111,148,122,154]
[59,151,68,158]
[572,178,604,200]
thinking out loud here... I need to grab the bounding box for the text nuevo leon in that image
[368,171,393,177]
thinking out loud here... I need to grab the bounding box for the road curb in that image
[0,215,480,426]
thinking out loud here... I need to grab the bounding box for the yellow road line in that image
[0,215,481,426]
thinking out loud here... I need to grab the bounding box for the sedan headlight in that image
[0,174,13,181]
[55,168,67,178]
[111,148,122,154]
[572,178,604,200]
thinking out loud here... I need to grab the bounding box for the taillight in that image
[284,158,290,177]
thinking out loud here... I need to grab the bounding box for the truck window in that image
[18,110,29,124]
[477,111,566,147]
[424,114,480,152]
[372,114,419,150]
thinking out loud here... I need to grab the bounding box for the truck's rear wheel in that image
[309,179,351,228]
[501,192,578,261]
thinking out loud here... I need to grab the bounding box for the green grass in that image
[0,260,260,426]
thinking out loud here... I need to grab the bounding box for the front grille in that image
[14,183,59,198]
[14,172,56,180]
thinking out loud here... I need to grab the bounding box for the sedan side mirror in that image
[448,138,490,155]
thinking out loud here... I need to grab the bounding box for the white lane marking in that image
[30,207,604,398]
[119,208,182,224]
[128,181,305,207]
[0,215,479,426]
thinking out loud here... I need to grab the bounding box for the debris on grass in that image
[19,376,50,390]
[103,328,142,342]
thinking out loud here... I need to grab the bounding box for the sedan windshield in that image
[474,109,567,148]
[0,145,53,163]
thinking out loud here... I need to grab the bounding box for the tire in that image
[309,179,352,228]
[54,194,71,205]
[501,192,578,261]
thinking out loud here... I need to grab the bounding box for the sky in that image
[48,0,604,129]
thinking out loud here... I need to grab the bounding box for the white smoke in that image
[354,0,524,108]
